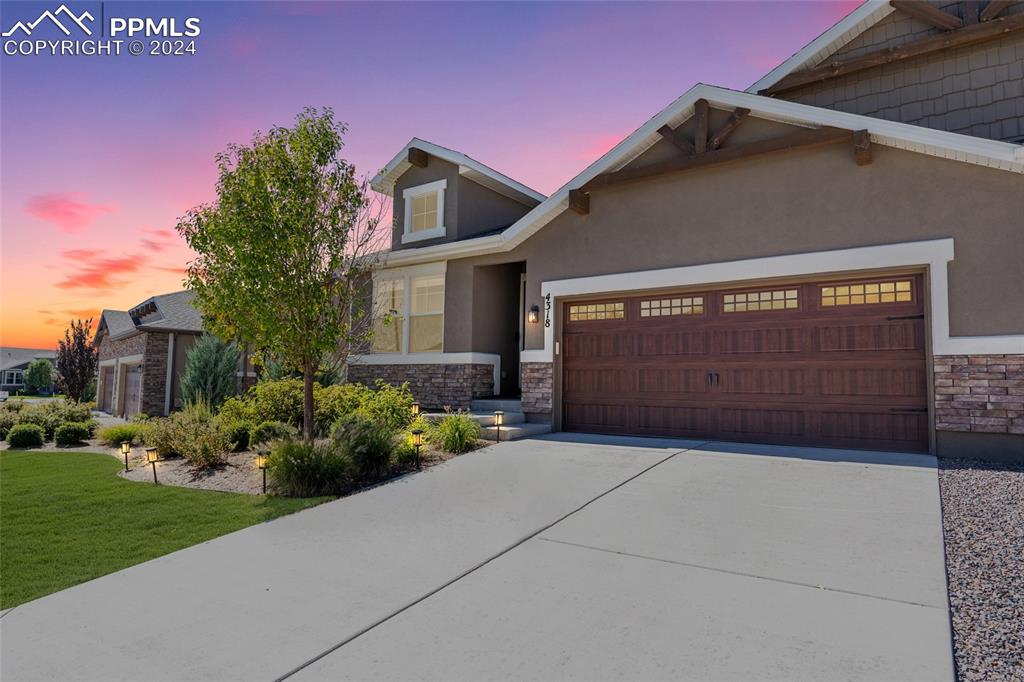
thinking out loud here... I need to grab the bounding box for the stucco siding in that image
[443,119,1024,354]
[780,1,1024,141]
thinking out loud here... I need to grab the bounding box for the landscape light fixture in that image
[528,305,540,324]
[411,401,421,418]
[120,441,131,472]
[494,410,504,443]
[411,429,424,470]
[146,447,159,485]
[256,452,269,494]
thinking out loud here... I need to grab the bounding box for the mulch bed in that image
[938,458,1024,682]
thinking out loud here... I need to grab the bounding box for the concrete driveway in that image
[1,435,952,681]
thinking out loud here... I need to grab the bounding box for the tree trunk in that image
[303,357,315,442]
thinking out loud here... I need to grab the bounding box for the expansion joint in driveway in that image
[274,441,705,682]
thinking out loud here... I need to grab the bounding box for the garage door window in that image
[821,280,912,307]
[569,302,624,321]
[723,288,798,313]
[640,296,704,317]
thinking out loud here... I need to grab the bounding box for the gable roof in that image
[98,290,203,341]
[746,0,896,94]
[381,82,1024,268]
[371,138,546,206]
[1,348,56,372]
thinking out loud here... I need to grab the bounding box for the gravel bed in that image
[938,458,1024,682]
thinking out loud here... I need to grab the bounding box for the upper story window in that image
[402,179,447,244]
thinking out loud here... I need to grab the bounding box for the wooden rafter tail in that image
[583,127,852,193]
[408,147,429,168]
[980,0,1011,21]
[962,1,981,25]
[568,188,590,215]
[889,0,962,30]
[709,108,751,151]
[763,13,1024,95]
[693,99,710,154]
[657,125,695,156]
[853,130,872,166]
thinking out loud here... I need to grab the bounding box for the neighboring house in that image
[352,0,1024,459]
[95,290,257,417]
[0,348,57,394]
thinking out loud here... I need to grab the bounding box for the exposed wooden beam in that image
[980,0,1011,21]
[763,12,1024,94]
[693,99,710,154]
[708,108,751,151]
[853,130,872,166]
[657,124,695,156]
[568,189,590,215]
[890,1,963,30]
[408,147,429,168]
[581,127,852,193]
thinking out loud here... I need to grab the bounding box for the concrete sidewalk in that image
[0,436,952,681]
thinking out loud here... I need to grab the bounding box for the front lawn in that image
[0,450,327,608]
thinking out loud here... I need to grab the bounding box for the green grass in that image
[0,450,328,608]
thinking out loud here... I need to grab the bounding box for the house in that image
[95,290,257,417]
[352,0,1024,460]
[0,348,57,394]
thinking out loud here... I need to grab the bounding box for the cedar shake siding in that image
[778,2,1024,142]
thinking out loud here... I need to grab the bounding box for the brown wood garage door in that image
[562,274,929,452]
[122,364,143,418]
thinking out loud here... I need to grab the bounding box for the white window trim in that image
[402,179,447,244]
[520,238,1024,363]
[371,261,447,356]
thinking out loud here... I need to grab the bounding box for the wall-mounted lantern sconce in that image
[120,441,132,472]
[528,305,540,324]
[146,447,159,484]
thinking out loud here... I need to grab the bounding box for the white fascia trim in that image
[521,239,1024,363]
[747,1,895,94]
[378,85,1023,269]
[350,352,502,392]
[372,138,545,205]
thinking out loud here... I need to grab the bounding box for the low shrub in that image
[356,381,415,433]
[165,400,233,468]
[332,414,396,480]
[7,423,45,448]
[267,439,352,497]
[218,419,251,452]
[141,418,176,457]
[54,422,91,447]
[97,423,144,446]
[251,420,297,447]
[15,401,93,439]
[430,412,482,454]
[242,378,305,426]
[314,383,370,435]
[0,410,17,440]
[131,412,151,423]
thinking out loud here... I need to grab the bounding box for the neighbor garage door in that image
[562,274,929,452]
[122,364,143,418]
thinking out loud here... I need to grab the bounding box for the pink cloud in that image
[56,253,146,291]
[25,193,117,233]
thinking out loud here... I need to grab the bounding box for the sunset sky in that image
[0,0,859,349]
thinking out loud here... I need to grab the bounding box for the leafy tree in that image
[177,108,386,440]
[179,334,241,409]
[55,318,98,403]
[23,359,53,394]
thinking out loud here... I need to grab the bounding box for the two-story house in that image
[351,0,1024,460]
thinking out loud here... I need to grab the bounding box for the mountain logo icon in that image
[2,4,95,37]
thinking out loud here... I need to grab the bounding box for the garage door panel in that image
[562,274,928,453]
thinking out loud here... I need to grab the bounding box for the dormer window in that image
[402,179,447,243]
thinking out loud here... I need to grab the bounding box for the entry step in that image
[482,422,552,442]
[422,411,526,427]
[471,398,524,412]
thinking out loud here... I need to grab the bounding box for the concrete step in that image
[482,422,552,441]
[471,398,524,412]
[422,411,525,427]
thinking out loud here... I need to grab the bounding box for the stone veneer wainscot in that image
[521,362,553,415]
[934,355,1024,435]
[347,363,493,410]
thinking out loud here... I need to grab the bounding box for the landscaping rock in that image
[939,458,1024,682]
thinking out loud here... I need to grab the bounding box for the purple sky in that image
[0,0,860,347]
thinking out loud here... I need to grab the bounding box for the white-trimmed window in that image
[371,263,446,355]
[402,179,447,244]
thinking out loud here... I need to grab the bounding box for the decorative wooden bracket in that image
[568,189,590,215]
[890,1,962,31]
[853,130,872,166]
[764,9,1024,95]
[408,147,429,168]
